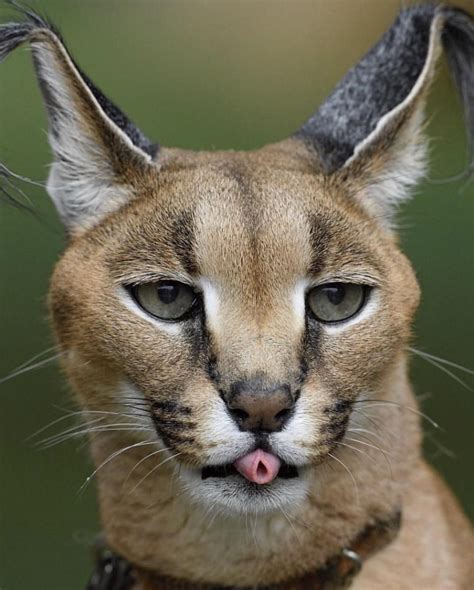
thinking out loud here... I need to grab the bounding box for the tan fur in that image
[3,5,472,588]
[48,144,473,587]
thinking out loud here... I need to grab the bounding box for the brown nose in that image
[224,380,295,432]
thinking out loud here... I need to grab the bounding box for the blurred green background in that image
[0,1,473,588]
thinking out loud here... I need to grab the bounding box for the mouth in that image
[201,448,299,484]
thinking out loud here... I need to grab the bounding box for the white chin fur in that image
[178,467,310,516]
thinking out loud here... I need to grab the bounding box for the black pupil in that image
[325,285,346,305]
[157,283,180,304]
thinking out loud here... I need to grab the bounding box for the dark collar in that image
[86,512,401,590]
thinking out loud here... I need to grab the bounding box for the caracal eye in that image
[131,281,197,321]
[308,283,367,323]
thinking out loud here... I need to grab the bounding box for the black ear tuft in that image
[0,162,30,212]
[442,7,474,173]
[0,1,158,158]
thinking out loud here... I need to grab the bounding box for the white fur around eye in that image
[291,279,309,330]
[199,279,220,333]
[116,287,183,336]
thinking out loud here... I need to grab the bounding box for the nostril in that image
[230,408,249,422]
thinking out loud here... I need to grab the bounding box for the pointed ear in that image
[0,5,158,231]
[294,5,474,226]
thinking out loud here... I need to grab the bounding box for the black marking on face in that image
[322,413,350,444]
[321,399,352,445]
[153,418,196,432]
[152,400,192,416]
[325,399,352,416]
[152,419,197,447]
[308,214,331,275]
[170,210,198,275]
[302,310,322,369]
[206,353,221,385]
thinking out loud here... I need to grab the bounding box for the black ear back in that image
[295,4,474,176]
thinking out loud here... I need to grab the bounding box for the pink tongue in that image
[233,449,281,485]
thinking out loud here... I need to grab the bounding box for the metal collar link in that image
[86,550,135,590]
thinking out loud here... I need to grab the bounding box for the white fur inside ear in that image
[353,107,429,225]
[28,34,152,230]
[345,16,442,226]
[31,42,134,229]
[47,161,133,230]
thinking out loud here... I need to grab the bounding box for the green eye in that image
[131,281,197,321]
[308,283,367,323]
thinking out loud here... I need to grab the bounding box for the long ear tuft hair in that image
[442,7,474,168]
[0,1,158,230]
[293,4,474,225]
[0,162,35,214]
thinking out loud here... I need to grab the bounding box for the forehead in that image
[104,160,382,286]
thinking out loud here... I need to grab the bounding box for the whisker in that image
[128,452,182,495]
[169,463,181,496]
[9,345,58,373]
[28,409,151,443]
[277,503,302,546]
[27,411,89,441]
[84,402,151,416]
[122,446,171,492]
[349,409,385,437]
[409,347,474,375]
[36,413,151,446]
[36,416,107,446]
[344,436,391,456]
[327,452,360,506]
[425,431,457,460]
[351,400,440,430]
[345,436,394,479]
[410,348,472,391]
[0,353,62,385]
[346,427,387,445]
[78,439,158,494]
[335,440,373,460]
[0,162,47,188]
[41,424,154,449]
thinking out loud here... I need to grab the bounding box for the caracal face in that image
[49,151,419,514]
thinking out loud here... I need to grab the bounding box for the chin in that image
[179,464,311,516]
